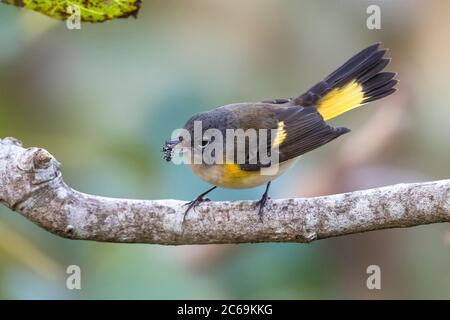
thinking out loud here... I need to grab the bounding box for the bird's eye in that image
[200,139,209,148]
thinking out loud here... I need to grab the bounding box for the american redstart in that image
[163,43,397,221]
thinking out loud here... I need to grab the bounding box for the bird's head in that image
[163,110,230,163]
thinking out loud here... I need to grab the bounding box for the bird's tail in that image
[310,43,397,121]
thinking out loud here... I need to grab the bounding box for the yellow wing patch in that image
[273,121,287,147]
[317,80,364,121]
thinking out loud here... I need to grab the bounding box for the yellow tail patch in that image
[317,80,365,121]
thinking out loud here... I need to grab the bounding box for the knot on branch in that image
[17,147,60,184]
[1,137,22,147]
[0,140,61,208]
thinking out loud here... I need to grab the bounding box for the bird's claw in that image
[255,195,271,222]
[183,196,209,223]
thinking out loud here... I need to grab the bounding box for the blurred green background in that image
[1,0,450,299]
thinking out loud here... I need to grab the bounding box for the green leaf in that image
[1,0,142,22]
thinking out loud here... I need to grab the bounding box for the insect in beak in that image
[162,138,182,162]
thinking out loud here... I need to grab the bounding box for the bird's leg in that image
[183,186,217,223]
[256,181,271,222]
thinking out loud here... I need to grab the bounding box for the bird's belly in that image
[189,158,298,189]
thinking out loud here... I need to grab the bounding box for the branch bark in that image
[0,137,449,245]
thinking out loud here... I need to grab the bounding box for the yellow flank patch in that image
[220,164,257,187]
[317,80,365,121]
[273,121,287,147]
[222,164,252,179]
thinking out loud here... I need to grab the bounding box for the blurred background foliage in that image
[1,0,450,299]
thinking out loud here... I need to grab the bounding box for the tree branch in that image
[0,137,449,245]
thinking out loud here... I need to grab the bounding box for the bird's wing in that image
[235,104,349,171]
[272,107,350,163]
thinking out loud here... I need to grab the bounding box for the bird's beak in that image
[162,139,181,162]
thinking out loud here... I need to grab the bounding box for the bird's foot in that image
[255,193,271,223]
[182,186,217,223]
[183,196,209,222]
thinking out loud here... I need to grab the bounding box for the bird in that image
[163,43,397,222]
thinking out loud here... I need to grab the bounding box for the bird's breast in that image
[189,158,298,189]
